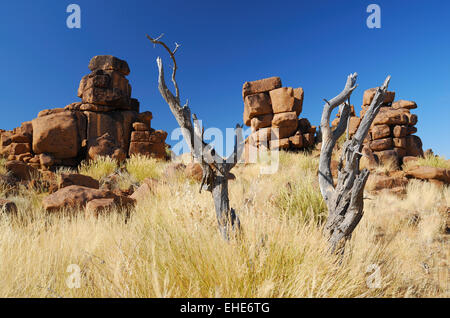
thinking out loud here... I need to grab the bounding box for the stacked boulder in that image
[0,55,169,171]
[331,105,361,138]
[360,89,422,167]
[129,114,168,159]
[331,87,423,168]
[242,77,316,161]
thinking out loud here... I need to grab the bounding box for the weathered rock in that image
[404,166,450,184]
[272,112,298,127]
[87,133,121,161]
[298,118,312,134]
[303,133,315,147]
[85,196,135,217]
[374,150,399,167]
[370,138,393,151]
[5,161,37,181]
[405,135,424,157]
[137,112,153,127]
[129,178,159,202]
[129,142,166,159]
[38,108,65,118]
[393,137,407,149]
[289,134,304,148]
[32,111,86,159]
[293,88,304,116]
[0,199,17,215]
[242,76,282,99]
[348,117,361,136]
[270,87,295,114]
[368,173,409,191]
[132,122,150,131]
[59,173,99,189]
[363,88,395,105]
[270,138,290,150]
[88,55,130,76]
[243,92,272,126]
[85,110,136,153]
[373,108,409,126]
[392,100,417,110]
[8,143,31,156]
[251,114,273,131]
[371,124,391,140]
[42,185,130,212]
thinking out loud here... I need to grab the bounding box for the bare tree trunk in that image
[319,73,391,253]
[147,35,243,239]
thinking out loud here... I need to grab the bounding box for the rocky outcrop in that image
[42,185,135,213]
[1,55,169,170]
[331,87,423,170]
[242,77,316,162]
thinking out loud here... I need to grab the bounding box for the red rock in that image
[8,143,31,156]
[403,156,418,164]
[85,111,136,153]
[373,108,409,125]
[243,92,272,126]
[303,133,315,147]
[298,118,312,134]
[38,108,65,118]
[5,160,37,181]
[250,114,273,131]
[32,111,86,159]
[42,185,129,213]
[129,178,159,202]
[348,117,361,136]
[371,124,391,140]
[289,134,304,148]
[88,55,130,76]
[370,138,393,151]
[393,138,406,149]
[374,150,399,167]
[242,77,282,99]
[85,196,135,218]
[404,166,450,184]
[368,174,409,191]
[392,100,417,110]
[405,135,424,157]
[270,138,290,150]
[269,87,295,114]
[137,111,153,127]
[293,88,304,116]
[272,112,298,127]
[87,133,121,160]
[394,147,407,158]
[133,122,150,131]
[363,88,395,105]
[59,173,99,189]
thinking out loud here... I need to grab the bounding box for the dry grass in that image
[403,153,450,170]
[78,156,118,180]
[0,152,448,298]
[126,155,165,182]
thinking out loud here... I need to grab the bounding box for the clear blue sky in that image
[1,0,449,157]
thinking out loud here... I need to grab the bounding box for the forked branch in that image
[319,74,391,253]
[147,34,244,239]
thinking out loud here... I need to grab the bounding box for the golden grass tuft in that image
[78,157,118,180]
[0,151,447,297]
[403,153,450,170]
[125,155,165,182]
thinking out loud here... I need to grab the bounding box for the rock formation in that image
[242,76,316,161]
[0,56,169,170]
[332,87,422,168]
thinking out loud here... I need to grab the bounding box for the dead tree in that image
[146,34,244,239]
[319,73,391,253]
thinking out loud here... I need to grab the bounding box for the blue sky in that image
[1,0,449,157]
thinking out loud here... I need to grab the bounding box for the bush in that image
[78,157,118,180]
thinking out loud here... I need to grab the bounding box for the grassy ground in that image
[0,152,448,298]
